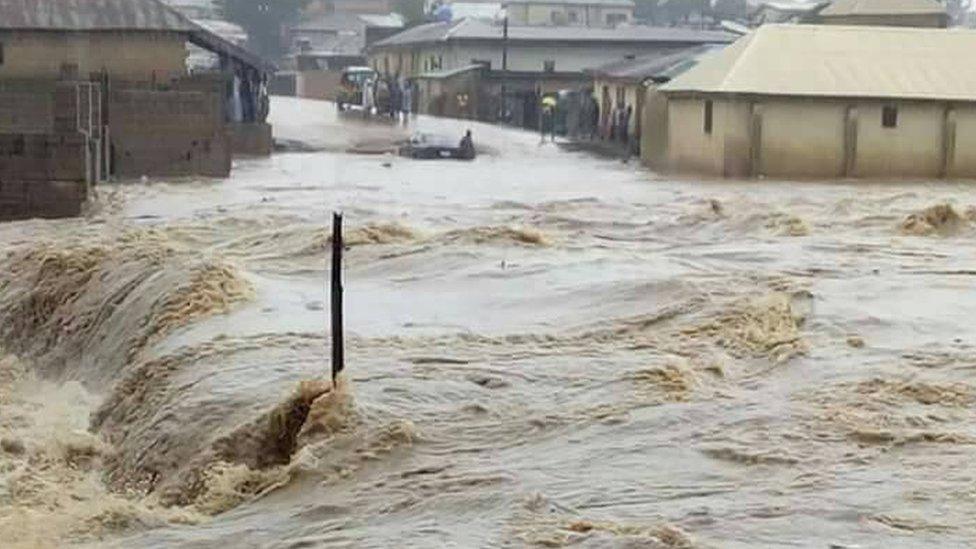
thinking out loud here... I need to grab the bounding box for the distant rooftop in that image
[587,45,724,83]
[503,0,634,5]
[661,24,976,102]
[293,12,404,32]
[0,0,196,32]
[372,18,734,49]
[819,0,946,17]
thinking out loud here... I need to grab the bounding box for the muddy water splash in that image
[6,98,976,547]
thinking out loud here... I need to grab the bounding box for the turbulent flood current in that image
[3,97,976,548]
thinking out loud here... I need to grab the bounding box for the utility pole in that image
[331,212,344,381]
[500,11,509,124]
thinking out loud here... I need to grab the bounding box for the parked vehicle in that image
[336,66,376,111]
[399,132,476,160]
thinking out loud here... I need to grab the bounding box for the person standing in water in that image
[401,78,412,124]
[541,95,557,143]
[362,78,375,119]
[459,129,475,160]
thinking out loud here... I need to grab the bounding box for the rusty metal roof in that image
[0,0,196,32]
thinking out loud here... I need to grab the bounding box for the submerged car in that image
[399,132,475,160]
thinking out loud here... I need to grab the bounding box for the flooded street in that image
[3,96,976,548]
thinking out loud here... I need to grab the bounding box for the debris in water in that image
[682,292,809,363]
[765,213,810,237]
[900,203,966,236]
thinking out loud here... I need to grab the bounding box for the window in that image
[568,11,578,23]
[704,100,713,134]
[543,60,556,72]
[607,13,628,27]
[471,59,491,70]
[882,105,898,128]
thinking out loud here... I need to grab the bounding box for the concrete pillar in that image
[749,103,763,178]
[844,106,858,177]
[942,105,957,179]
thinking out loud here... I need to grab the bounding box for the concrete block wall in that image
[0,133,88,182]
[0,82,57,134]
[108,81,231,178]
[0,179,86,221]
[229,122,272,156]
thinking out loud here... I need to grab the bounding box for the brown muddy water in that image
[2,97,976,548]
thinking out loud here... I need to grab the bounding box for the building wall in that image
[758,99,846,178]
[657,94,976,180]
[950,105,976,177]
[0,31,188,81]
[0,81,58,134]
[109,82,230,178]
[593,78,641,137]
[371,42,685,77]
[853,101,944,178]
[0,132,90,221]
[641,86,669,167]
[326,0,396,14]
[665,96,751,177]
[297,70,344,100]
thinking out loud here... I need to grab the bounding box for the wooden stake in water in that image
[331,212,345,381]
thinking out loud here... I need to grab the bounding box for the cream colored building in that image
[503,0,634,27]
[0,0,196,81]
[0,31,187,81]
[643,24,976,180]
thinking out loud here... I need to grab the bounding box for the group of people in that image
[360,75,414,124]
[605,104,634,145]
[538,91,630,144]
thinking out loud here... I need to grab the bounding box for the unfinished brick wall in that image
[229,122,272,156]
[0,179,86,220]
[108,78,232,178]
[0,133,88,181]
[0,81,58,134]
[0,132,89,221]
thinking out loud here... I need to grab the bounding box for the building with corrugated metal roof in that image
[644,24,976,179]
[370,17,732,128]
[812,0,948,28]
[0,0,276,221]
[587,45,721,147]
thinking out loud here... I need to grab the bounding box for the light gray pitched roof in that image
[819,0,946,17]
[373,19,734,49]
[503,0,634,5]
[587,45,724,83]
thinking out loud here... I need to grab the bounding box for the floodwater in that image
[3,97,976,548]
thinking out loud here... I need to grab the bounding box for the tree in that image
[943,0,973,25]
[219,0,308,59]
[395,0,427,26]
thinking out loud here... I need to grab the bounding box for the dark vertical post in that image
[500,13,509,124]
[331,212,345,380]
[502,15,509,73]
